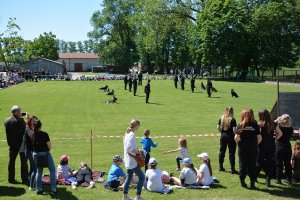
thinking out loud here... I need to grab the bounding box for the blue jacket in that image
[140,137,157,153]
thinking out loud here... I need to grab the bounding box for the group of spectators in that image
[0,72,24,89]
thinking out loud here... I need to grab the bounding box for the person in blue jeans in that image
[32,119,57,195]
[123,119,145,200]
[140,129,157,172]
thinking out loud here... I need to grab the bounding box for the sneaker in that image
[28,187,36,191]
[36,190,45,195]
[87,181,95,189]
[71,182,77,190]
[50,190,57,196]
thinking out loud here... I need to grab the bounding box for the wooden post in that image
[90,129,93,170]
[277,80,280,117]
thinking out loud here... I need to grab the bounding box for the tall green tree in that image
[67,41,77,52]
[77,41,84,52]
[25,32,59,60]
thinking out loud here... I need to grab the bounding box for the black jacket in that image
[145,84,151,93]
[4,115,26,148]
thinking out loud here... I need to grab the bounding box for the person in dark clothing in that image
[4,105,28,184]
[133,77,138,96]
[144,80,151,103]
[174,75,178,89]
[128,76,133,92]
[180,75,185,90]
[190,76,196,93]
[206,79,212,97]
[138,72,143,86]
[124,75,128,90]
[235,109,262,189]
[274,114,293,186]
[217,107,238,174]
[71,162,95,189]
[256,109,278,187]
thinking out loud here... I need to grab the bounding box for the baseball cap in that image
[149,158,157,165]
[11,105,20,113]
[197,153,209,160]
[113,155,123,163]
[60,155,69,162]
[181,158,192,164]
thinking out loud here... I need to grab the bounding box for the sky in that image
[0,0,102,41]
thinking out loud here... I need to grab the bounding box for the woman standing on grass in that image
[235,109,262,189]
[32,119,57,195]
[123,119,145,200]
[217,106,238,174]
[274,114,293,186]
[256,109,280,187]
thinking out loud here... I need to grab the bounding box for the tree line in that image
[88,0,300,77]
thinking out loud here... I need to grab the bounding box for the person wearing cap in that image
[170,158,197,187]
[56,155,75,182]
[140,129,157,172]
[107,155,126,191]
[145,158,172,194]
[4,105,28,184]
[274,114,293,186]
[197,153,213,186]
[144,80,151,103]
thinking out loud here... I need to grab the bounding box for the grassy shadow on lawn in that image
[258,183,300,199]
[0,185,25,197]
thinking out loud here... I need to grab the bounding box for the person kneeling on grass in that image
[145,158,172,194]
[71,162,95,189]
[197,153,213,186]
[56,155,76,184]
[106,155,126,191]
[170,158,197,187]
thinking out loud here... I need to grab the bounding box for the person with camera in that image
[4,105,28,184]
[32,119,57,195]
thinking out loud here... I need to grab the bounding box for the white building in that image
[57,53,100,72]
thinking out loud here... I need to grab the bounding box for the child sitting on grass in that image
[71,162,95,189]
[197,153,213,186]
[56,155,76,183]
[140,129,157,171]
[292,140,300,181]
[145,158,172,194]
[170,158,197,187]
[163,138,191,171]
[106,155,126,191]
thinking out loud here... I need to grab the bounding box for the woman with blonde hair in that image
[123,119,145,200]
[235,109,262,189]
[274,114,293,186]
[217,106,238,174]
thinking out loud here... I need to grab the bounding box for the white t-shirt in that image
[145,169,164,192]
[198,164,213,186]
[57,164,71,179]
[123,131,138,169]
[179,167,197,185]
[178,148,190,159]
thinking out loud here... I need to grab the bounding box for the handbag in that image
[36,153,49,168]
[130,150,145,168]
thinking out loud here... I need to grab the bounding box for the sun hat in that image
[11,105,20,113]
[113,155,123,163]
[149,158,157,165]
[181,158,192,164]
[197,152,210,160]
[60,155,69,162]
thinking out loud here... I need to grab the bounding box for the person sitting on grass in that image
[140,129,157,172]
[56,155,76,184]
[292,140,300,181]
[163,138,191,171]
[170,158,197,187]
[197,153,213,186]
[106,155,126,191]
[71,162,95,190]
[145,158,172,194]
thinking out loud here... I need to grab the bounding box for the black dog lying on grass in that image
[99,85,108,91]
[211,87,218,92]
[231,89,239,98]
[105,95,118,104]
[106,90,114,96]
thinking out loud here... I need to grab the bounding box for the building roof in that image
[59,53,99,59]
[23,57,63,65]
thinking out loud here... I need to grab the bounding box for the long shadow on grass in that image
[257,183,300,199]
[0,186,25,197]
[147,102,164,106]
[45,187,78,200]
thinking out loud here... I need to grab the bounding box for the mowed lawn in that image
[0,80,299,200]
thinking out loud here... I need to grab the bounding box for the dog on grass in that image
[99,85,108,91]
[201,82,206,90]
[106,90,114,96]
[231,89,239,98]
[105,95,118,104]
[211,87,218,92]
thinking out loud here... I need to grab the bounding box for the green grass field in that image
[0,80,300,200]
